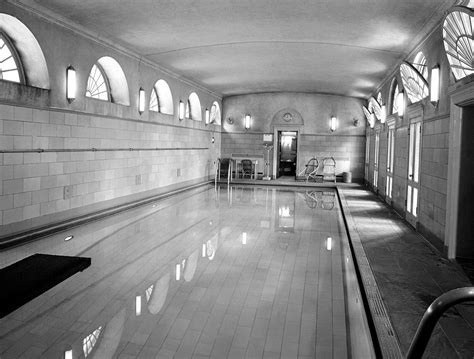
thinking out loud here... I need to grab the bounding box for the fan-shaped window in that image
[86,63,109,101]
[150,79,173,114]
[368,97,381,121]
[210,101,221,125]
[185,100,191,119]
[391,82,400,115]
[149,88,158,112]
[377,92,383,106]
[443,6,474,81]
[400,61,429,104]
[413,51,428,80]
[0,33,22,83]
[83,326,102,357]
[187,92,202,121]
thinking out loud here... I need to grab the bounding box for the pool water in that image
[0,185,373,358]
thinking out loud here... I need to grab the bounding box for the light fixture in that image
[66,65,76,102]
[330,116,337,132]
[64,347,73,359]
[430,66,440,106]
[202,243,207,257]
[175,263,181,280]
[326,237,332,251]
[245,114,251,130]
[381,104,387,123]
[397,91,405,117]
[242,232,247,245]
[135,295,142,316]
[179,100,185,121]
[205,108,210,124]
[64,235,73,241]
[211,136,215,144]
[353,118,360,127]
[138,88,145,114]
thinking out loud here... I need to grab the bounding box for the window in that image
[377,92,383,106]
[149,88,159,112]
[83,326,102,357]
[443,7,474,81]
[0,33,22,83]
[185,100,191,119]
[210,102,221,125]
[413,51,428,80]
[86,64,109,101]
[368,96,381,121]
[391,82,399,115]
[400,61,429,104]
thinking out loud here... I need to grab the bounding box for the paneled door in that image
[406,121,422,227]
[385,125,395,202]
[373,131,380,190]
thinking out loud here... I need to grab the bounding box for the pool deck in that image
[338,185,474,359]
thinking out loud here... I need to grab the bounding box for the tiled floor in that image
[340,185,474,359]
[0,186,367,358]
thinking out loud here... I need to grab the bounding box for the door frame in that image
[272,126,301,179]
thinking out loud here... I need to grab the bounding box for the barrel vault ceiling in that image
[17,0,458,98]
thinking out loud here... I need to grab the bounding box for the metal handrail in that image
[227,160,232,186]
[406,287,474,358]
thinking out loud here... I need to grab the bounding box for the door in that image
[277,131,298,178]
[373,131,380,190]
[365,134,370,184]
[406,121,422,227]
[385,125,395,202]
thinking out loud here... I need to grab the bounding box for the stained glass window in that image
[149,88,159,112]
[86,64,109,101]
[400,62,429,104]
[391,83,399,115]
[413,52,428,80]
[443,7,474,81]
[0,34,21,83]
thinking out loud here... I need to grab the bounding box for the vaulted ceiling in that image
[21,0,458,98]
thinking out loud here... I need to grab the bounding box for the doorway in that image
[406,120,422,228]
[277,131,298,178]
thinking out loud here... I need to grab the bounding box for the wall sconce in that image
[326,237,332,251]
[330,116,337,132]
[66,65,76,102]
[211,136,215,144]
[245,114,251,130]
[138,88,145,114]
[353,118,360,127]
[64,347,73,359]
[381,104,387,124]
[205,108,210,125]
[135,295,142,316]
[179,100,185,121]
[397,91,405,117]
[227,117,234,125]
[430,65,440,106]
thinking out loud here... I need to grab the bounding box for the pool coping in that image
[336,187,404,359]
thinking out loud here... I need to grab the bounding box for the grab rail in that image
[406,287,474,358]
[227,160,232,186]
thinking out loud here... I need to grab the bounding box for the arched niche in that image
[188,92,202,121]
[0,13,49,89]
[95,56,130,106]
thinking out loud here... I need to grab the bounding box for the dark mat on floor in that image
[0,253,91,318]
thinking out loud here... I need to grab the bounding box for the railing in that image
[406,287,474,358]
[228,160,232,186]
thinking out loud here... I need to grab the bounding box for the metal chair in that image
[298,157,319,182]
[322,157,336,183]
[241,159,253,179]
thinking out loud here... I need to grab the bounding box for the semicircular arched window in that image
[400,61,429,104]
[391,82,399,115]
[412,51,428,80]
[443,6,474,81]
[86,63,109,101]
[210,102,221,125]
[0,32,23,84]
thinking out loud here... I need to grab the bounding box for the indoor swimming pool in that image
[0,185,374,358]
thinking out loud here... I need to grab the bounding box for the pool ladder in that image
[406,286,474,358]
[214,159,233,190]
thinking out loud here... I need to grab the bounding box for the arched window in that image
[188,92,202,121]
[185,100,191,119]
[400,61,429,104]
[149,79,174,114]
[0,33,23,83]
[377,92,383,106]
[86,63,109,101]
[149,88,159,112]
[443,6,474,81]
[210,101,221,125]
[391,81,399,115]
[412,51,428,80]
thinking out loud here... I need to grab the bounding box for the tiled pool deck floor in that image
[339,185,474,359]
